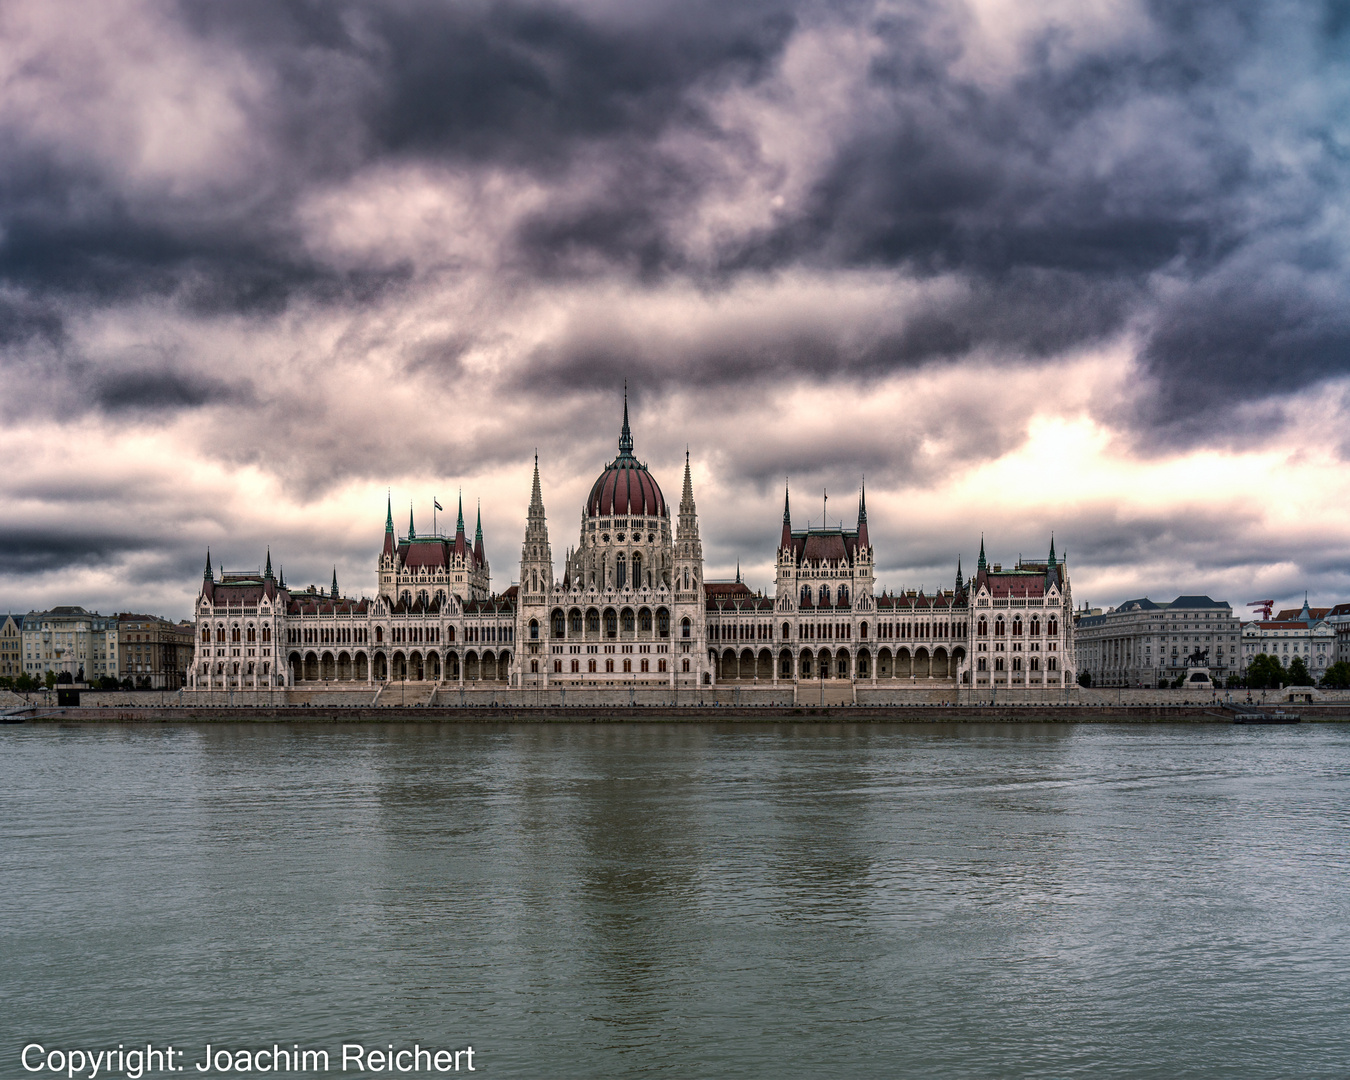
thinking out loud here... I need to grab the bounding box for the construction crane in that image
[1246,600,1274,620]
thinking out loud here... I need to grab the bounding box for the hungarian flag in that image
[434,499,443,511]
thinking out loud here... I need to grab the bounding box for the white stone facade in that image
[186,405,1071,694]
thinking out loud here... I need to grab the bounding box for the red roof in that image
[586,455,667,518]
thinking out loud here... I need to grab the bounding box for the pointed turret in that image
[780,480,793,551]
[383,492,395,558]
[201,549,215,602]
[1045,535,1057,589]
[857,479,870,551]
[619,384,634,456]
[474,503,485,567]
[977,535,987,574]
[736,560,741,584]
[955,557,963,593]
[331,568,339,599]
[407,503,417,541]
[264,548,274,580]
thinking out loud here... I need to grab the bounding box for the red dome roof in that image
[587,456,666,517]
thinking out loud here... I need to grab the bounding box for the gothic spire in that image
[385,492,393,532]
[408,503,416,540]
[264,548,273,580]
[856,478,870,551]
[456,491,465,538]
[977,535,987,574]
[619,383,634,456]
[530,452,544,514]
[1045,534,1057,588]
[203,549,213,582]
[955,557,963,593]
[780,478,793,552]
[474,502,485,567]
[331,567,339,598]
[677,448,700,542]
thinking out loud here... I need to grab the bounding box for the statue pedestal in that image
[1184,666,1213,688]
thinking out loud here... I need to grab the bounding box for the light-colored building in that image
[187,403,1073,693]
[1325,603,1350,666]
[1241,599,1335,679]
[1075,595,1241,687]
[20,607,118,683]
[118,613,195,689]
[1,615,23,679]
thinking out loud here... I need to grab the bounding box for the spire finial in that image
[331,567,339,599]
[264,547,273,579]
[204,548,213,581]
[619,384,633,455]
[385,490,393,531]
[408,502,415,540]
[456,491,465,536]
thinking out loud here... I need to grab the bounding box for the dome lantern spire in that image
[619,383,634,457]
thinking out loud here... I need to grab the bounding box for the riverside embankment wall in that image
[10,703,1350,723]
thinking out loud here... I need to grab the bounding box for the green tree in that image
[1245,654,1285,689]
[1286,656,1315,687]
[15,672,38,693]
[1321,662,1350,689]
[43,670,57,691]
[1077,671,1092,687]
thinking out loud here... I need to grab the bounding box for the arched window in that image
[532,619,542,640]
[375,626,383,643]
[1048,617,1059,636]
[231,627,241,643]
[246,626,256,642]
[977,657,987,670]
[569,609,583,634]
[801,585,812,606]
[994,618,1005,637]
[1012,657,1022,671]
[1012,617,1022,636]
[551,610,564,637]
[820,585,832,605]
[586,609,601,633]
[994,657,1004,670]
[1030,656,1040,671]
[639,609,653,632]
[682,617,691,639]
[1048,657,1058,671]
[447,626,455,642]
[783,621,792,638]
[859,622,868,638]
[201,628,210,643]
[604,610,618,638]
[617,554,627,589]
[621,609,635,633]
[977,618,988,637]
[657,609,670,637]
[1030,617,1040,636]
[839,585,849,606]
[633,553,643,588]
[262,627,271,642]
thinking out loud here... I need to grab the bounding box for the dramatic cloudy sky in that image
[3,0,1350,620]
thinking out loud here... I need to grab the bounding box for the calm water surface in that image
[3,721,1349,1078]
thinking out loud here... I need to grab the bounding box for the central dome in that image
[585,398,667,518]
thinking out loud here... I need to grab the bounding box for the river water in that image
[3,721,1349,1078]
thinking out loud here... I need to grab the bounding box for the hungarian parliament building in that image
[188,403,1076,693]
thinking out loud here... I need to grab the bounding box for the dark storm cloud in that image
[1,0,1347,439]
[93,368,254,413]
[0,528,150,576]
